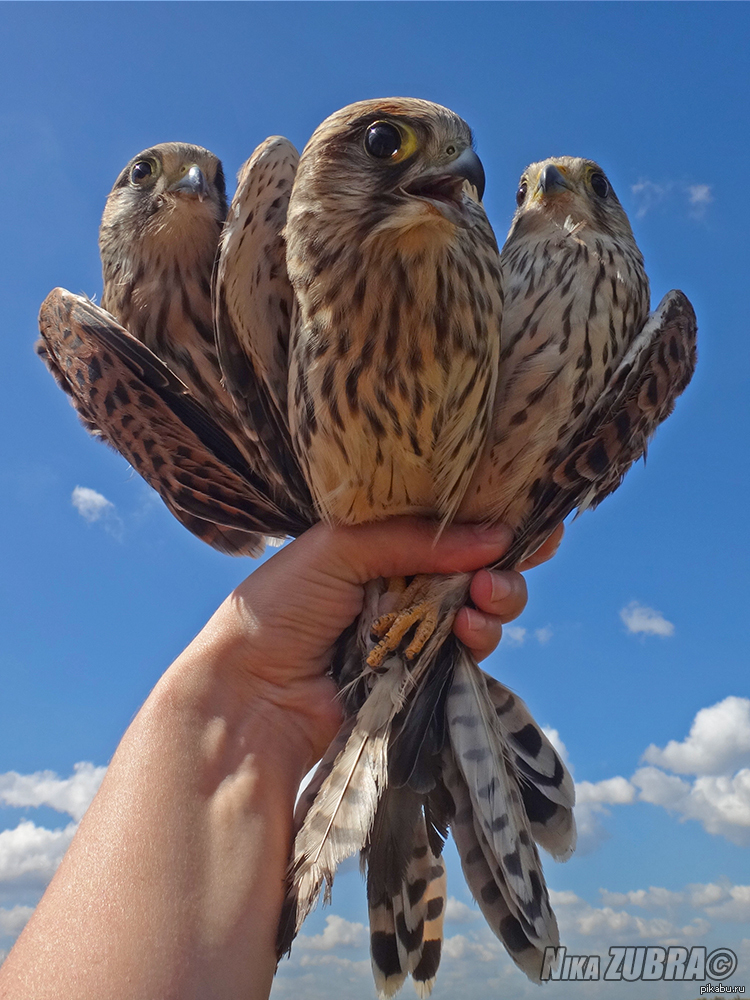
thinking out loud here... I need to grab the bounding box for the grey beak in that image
[446,147,486,201]
[538,163,568,194]
[169,165,209,199]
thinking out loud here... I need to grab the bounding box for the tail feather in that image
[279,658,409,955]
[482,672,576,860]
[446,650,558,948]
[444,749,549,982]
[368,813,446,999]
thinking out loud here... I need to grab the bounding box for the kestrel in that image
[101,142,311,543]
[39,142,311,553]
[277,113,696,995]
[36,103,697,999]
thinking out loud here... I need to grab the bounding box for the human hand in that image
[193,518,560,771]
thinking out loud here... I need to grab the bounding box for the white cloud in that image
[442,933,499,962]
[561,698,750,848]
[642,697,750,776]
[503,625,526,646]
[0,762,106,823]
[574,777,637,854]
[704,885,750,923]
[599,886,684,910]
[0,904,34,938]
[620,601,674,637]
[71,486,113,522]
[71,486,123,539]
[630,178,713,220]
[502,625,552,647]
[0,820,76,885]
[577,777,636,807]
[446,896,479,923]
[632,766,750,845]
[297,915,367,951]
[631,179,670,218]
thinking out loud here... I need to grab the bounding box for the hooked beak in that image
[537,163,570,196]
[169,164,209,200]
[443,146,485,201]
[405,146,486,225]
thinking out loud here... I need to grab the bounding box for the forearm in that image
[0,614,308,1000]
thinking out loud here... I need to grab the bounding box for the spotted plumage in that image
[36,108,697,998]
[98,141,306,541]
[286,99,503,527]
[279,140,695,994]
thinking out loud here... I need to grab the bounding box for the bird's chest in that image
[460,235,647,526]
[288,243,502,525]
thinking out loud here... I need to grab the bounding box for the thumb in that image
[300,517,514,586]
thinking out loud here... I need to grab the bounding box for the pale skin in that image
[0,518,562,1000]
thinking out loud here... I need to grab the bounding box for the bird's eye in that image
[516,180,528,207]
[130,160,154,184]
[446,144,456,156]
[590,172,609,198]
[364,121,403,159]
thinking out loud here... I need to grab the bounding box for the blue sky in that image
[1,1,748,995]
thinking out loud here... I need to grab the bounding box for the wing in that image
[497,288,698,570]
[37,288,312,554]
[214,137,311,509]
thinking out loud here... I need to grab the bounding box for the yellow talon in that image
[366,578,441,667]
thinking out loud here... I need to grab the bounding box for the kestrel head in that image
[99,142,227,278]
[509,157,636,244]
[289,98,487,237]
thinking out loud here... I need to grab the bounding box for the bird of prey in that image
[39,142,311,554]
[36,101,697,999]
[276,106,696,996]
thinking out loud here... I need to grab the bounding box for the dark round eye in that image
[591,172,609,198]
[364,121,402,159]
[516,180,528,207]
[130,160,153,183]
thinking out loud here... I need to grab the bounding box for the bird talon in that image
[367,598,440,667]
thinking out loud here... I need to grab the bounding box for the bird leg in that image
[367,574,441,667]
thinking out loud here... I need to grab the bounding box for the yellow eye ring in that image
[364,120,419,163]
[130,159,157,185]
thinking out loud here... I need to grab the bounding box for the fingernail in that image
[489,572,512,602]
[463,607,485,633]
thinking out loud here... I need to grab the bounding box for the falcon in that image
[276,109,696,996]
[36,101,697,998]
[39,142,311,554]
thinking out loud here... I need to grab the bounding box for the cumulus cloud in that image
[642,697,750,776]
[574,776,637,853]
[0,903,34,939]
[446,897,480,923]
[0,762,106,823]
[620,601,674,637]
[0,820,76,885]
[71,486,123,539]
[442,933,499,962]
[633,765,750,846]
[566,697,750,848]
[71,486,114,522]
[535,626,553,644]
[629,697,750,845]
[297,915,367,951]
